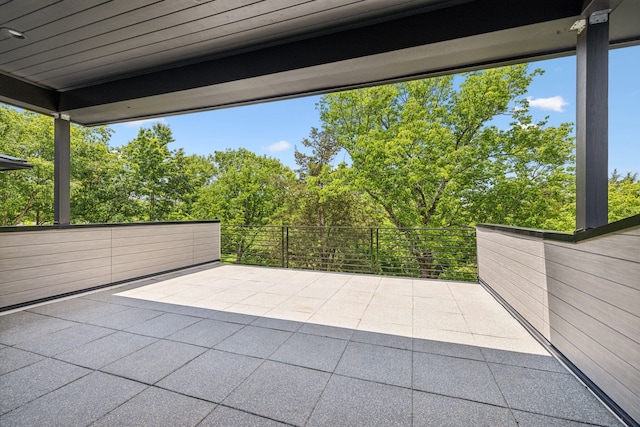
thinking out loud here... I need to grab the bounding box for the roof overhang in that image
[1,0,638,126]
[0,154,34,171]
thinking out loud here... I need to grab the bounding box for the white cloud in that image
[527,96,568,112]
[121,118,166,127]
[263,140,291,152]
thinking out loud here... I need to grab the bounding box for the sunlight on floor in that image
[115,265,548,355]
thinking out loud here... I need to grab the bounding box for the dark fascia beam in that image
[59,0,584,114]
[0,73,58,115]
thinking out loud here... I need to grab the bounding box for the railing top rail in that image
[224,224,476,231]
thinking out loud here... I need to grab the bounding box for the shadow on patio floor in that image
[0,264,623,426]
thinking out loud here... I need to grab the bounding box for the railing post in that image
[370,228,374,273]
[285,226,289,269]
[375,228,380,274]
[281,226,285,268]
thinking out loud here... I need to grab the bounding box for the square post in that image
[54,115,71,225]
[575,12,609,230]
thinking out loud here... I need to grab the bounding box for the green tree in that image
[319,65,575,276]
[292,127,382,227]
[0,106,54,225]
[0,105,114,225]
[193,148,296,262]
[609,170,640,222]
[120,123,211,221]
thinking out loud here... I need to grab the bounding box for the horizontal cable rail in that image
[221,225,477,281]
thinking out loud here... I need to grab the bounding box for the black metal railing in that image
[221,225,477,281]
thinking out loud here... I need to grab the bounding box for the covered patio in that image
[1,1,639,424]
[0,264,622,426]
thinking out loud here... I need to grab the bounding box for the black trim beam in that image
[58,0,584,113]
[0,73,58,115]
[53,116,70,225]
[576,9,610,230]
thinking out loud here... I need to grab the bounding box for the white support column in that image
[54,115,70,225]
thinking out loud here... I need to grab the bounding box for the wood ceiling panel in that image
[0,0,109,43]
[22,0,441,90]
[0,0,198,66]
[26,0,357,87]
[0,0,58,26]
[14,0,311,79]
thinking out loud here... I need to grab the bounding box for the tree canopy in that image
[1,62,638,237]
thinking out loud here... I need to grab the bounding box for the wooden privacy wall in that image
[477,221,640,424]
[475,228,550,339]
[0,221,220,310]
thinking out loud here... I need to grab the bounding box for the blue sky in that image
[109,45,639,175]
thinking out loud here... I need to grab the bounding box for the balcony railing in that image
[221,225,477,281]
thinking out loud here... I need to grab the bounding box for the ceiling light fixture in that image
[1,27,27,40]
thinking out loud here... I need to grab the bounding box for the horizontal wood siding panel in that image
[0,238,111,259]
[112,247,193,270]
[478,241,546,302]
[112,237,193,257]
[0,229,111,246]
[478,235,546,274]
[112,244,193,266]
[570,231,640,262]
[0,222,219,309]
[0,247,111,273]
[477,228,548,338]
[1,256,112,284]
[477,228,545,258]
[110,224,192,239]
[548,294,640,380]
[545,258,638,316]
[550,322,640,422]
[1,264,113,297]
[479,258,547,335]
[111,255,195,283]
[545,240,640,287]
[0,271,113,308]
[547,275,639,343]
[544,228,640,422]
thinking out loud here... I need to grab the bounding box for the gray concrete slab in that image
[0,358,90,414]
[412,391,517,426]
[15,323,113,356]
[28,298,130,323]
[86,306,164,330]
[308,375,412,427]
[101,339,205,384]
[269,332,348,372]
[167,318,243,348]
[91,386,215,427]
[214,325,292,358]
[199,406,288,426]
[511,409,605,426]
[0,347,44,375]
[0,372,146,426]
[413,337,484,361]
[351,329,412,350]
[413,352,507,406]
[0,311,75,346]
[298,323,355,340]
[489,363,623,426]
[158,350,262,402]
[124,312,201,338]
[55,330,157,369]
[223,360,330,426]
[335,341,412,387]
[481,347,568,373]
[251,316,303,332]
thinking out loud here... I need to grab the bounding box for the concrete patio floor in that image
[0,263,623,426]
